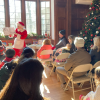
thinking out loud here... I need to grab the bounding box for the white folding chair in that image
[38,50,53,67]
[64,64,92,100]
[91,61,100,90]
[50,53,70,76]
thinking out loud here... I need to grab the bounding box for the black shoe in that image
[53,67,56,72]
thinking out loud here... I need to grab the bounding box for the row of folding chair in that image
[38,50,100,100]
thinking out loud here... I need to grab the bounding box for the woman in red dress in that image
[12,22,27,57]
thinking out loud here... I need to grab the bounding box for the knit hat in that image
[59,30,66,36]
[21,47,35,57]
[74,37,84,47]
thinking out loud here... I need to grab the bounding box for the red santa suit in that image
[13,22,27,57]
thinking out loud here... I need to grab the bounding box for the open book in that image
[3,27,15,35]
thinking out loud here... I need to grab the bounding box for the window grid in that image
[25,1,36,34]
[9,0,21,28]
[41,1,50,36]
[0,0,5,33]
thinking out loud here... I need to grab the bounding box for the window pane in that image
[41,14,45,19]
[45,14,50,19]
[41,8,45,14]
[41,1,50,35]
[0,0,4,5]
[41,2,45,7]
[46,7,50,13]
[0,0,5,33]
[26,1,36,34]
[46,2,50,7]
[45,20,50,24]
[0,12,5,18]
[0,6,4,12]
[9,0,21,28]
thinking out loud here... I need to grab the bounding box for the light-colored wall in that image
[51,0,55,40]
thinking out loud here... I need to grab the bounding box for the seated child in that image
[0,49,15,69]
[79,66,100,100]
[0,40,6,62]
[55,43,71,62]
[37,39,52,59]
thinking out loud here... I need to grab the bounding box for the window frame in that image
[4,0,51,35]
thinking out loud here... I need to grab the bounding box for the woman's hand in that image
[14,33,17,35]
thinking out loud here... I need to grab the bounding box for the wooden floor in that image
[41,65,91,100]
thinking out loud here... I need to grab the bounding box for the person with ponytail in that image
[79,66,100,100]
[0,47,35,90]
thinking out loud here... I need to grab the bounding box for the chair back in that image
[56,53,70,60]
[73,64,92,73]
[93,61,100,69]
[40,50,53,55]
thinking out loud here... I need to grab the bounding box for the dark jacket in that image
[89,48,100,65]
[0,60,17,90]
[55,36,67,50]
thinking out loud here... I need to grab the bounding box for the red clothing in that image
[0,57,14,69]
[37,45,52,59]
[13,28,27,57]
[14,28,27,47]
[0,45,6,55]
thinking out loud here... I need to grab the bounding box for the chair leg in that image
[72,81,75,100]
[50,64,55,76]
[57,74,60,82]
[64,79,71,91]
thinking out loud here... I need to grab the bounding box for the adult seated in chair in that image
[56,37,91,88]
[89,36,100,65]
[53,30,68,56]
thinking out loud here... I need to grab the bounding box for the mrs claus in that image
[10,22,27,57]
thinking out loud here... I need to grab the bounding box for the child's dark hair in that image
[0,40,2,46]
[95,66,100,78]
[14,47,35,64]
[6,49,15,58]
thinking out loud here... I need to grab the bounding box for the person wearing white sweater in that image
[80,66,100,100]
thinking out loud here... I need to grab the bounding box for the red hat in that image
[18,22,24,26]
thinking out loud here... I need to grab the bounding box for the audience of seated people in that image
[1,34,100,100]
[79,66,100,100]
[0,47,35,90]
[37,38,52,59]
[89,36,100,65]
[0,49,15,69]
[56,37,91,88]
[0,58,47,100]
[0,40,6,62]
